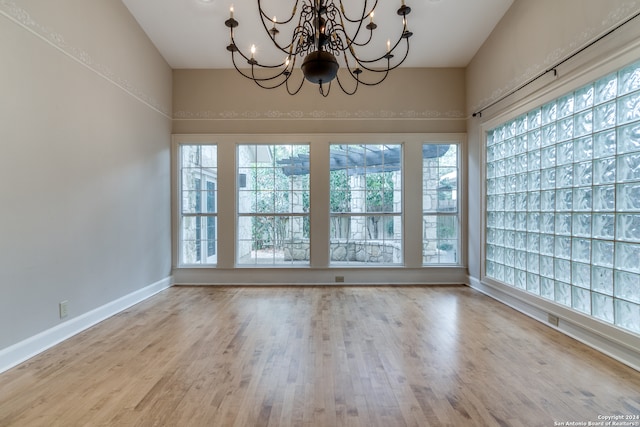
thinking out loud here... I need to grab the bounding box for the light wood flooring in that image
[1,285,639,426]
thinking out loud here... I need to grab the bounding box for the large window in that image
[423,144,459,264]
[237,144,310,265]
[485,59,640,334]
[173,135,465,274]
[179,144,217,265]
[329,144,402,265]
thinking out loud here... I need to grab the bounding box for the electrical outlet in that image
[548,314,559,327]
[335,276,344,282]
[59,300,69,319]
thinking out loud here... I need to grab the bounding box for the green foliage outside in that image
[329,169,395,239]
[330,169,350,212]
[365,172,394,238]
[329,170,350,238]
[250,145,397,248]
[250,146,309,250]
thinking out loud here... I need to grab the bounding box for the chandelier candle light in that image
[225,0,413,96]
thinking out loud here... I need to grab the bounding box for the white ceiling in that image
[122,0,514,69]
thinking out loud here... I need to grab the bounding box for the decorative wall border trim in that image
[470,0,640,113]
[0,277,172,374]
[173,109,466,120]
[0,0,172,119]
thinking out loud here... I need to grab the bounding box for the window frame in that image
[422,143,461,266]
[177,143,218,266]
[236,143,311,267]
[171,133,467,275]
[328,143,404,266]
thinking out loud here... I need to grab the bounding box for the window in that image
[485,59,640,334]
[329,144,402,265]
[179,144,217,265]
[237,144,310,265]
[173,135,465,274]
[423,144,460,264]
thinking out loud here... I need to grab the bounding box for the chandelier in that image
[225,1,413,96]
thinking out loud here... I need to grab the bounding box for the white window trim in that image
[422,142,462,266]
[236,143,311,267]
[176,143,218,267]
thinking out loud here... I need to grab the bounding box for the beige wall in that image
[0,0,172,357]
[466,0,640,115]
[173,68,466,134]
[465,0,640,280]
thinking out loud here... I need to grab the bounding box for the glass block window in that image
[423,144,460,264]
[179,144,218,265]
[329,144,402,265]
[237,144,310,265]
[485,59,640,335]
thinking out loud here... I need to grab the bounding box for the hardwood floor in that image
[1,286,639,427]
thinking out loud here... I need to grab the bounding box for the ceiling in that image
[122,0,514,69]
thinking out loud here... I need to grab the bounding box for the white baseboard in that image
[468,276,640,372]
[0,277,172,374]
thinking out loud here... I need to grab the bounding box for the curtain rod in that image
[472,10,640,118]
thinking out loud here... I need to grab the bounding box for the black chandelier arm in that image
[257,1,307,54]
[338,50,390,86]
[335,4,410,56]
[251,65,294,84]
[230,1,305,59]
[285,72,306,95]
[258,0,300,25]
[343,50,387,72]
[332,1,406,54]
[232,47,289,70]
[248,74,289,90]
[250,77,288,90]
[347,37,410,72]
[353,67,391,86]
[246,61,294,90]
[343,16,410,66]
[229,52,293,88]
[261,24,294,55]
[379,38,411,72]
[340,31,374,48]
[332,4,371,51]
[337,0,377,24]
[332,24,374,49]
[384,22,412,57]
[334,72,360,95]
[228,32,294,70]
